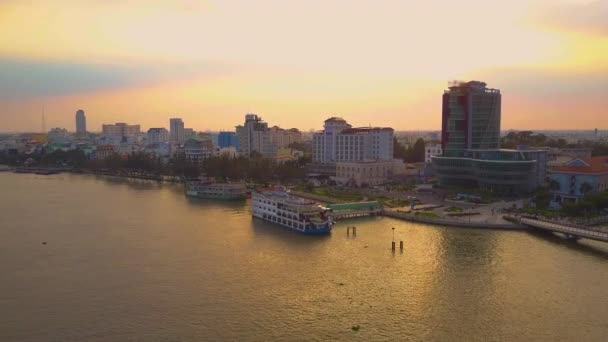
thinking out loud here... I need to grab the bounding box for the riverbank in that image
[382,210,529,230]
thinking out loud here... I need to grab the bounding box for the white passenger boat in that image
[252,187,333,234]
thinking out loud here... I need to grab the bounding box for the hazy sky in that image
[1,0,607,132]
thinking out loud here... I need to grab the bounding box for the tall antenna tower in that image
[41,106,46,133]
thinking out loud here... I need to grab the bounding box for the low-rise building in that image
[549,156,608,205]
[335,160,396,187]
[425,144,442,163]
[274,148,304,163]
[432,148,548,194]
[95,145,115,160]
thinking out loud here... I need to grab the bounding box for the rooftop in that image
[341,127,394,134]
[324,117,347,123]
[552,156,608,174]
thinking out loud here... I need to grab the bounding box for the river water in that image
[1,173,607,341]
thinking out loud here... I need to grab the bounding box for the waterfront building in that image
[549,156,608,205]
[441,81,501,157]
[218,131,239,149]
[433,81,547,194]
[184,138,215,164]
[311,117,395,180]
[425,144,442,163]
[75,109,86,136]
[433,148,548,194]
[235,114,275,157]
[312,117,394,163]
[102,123,140,138]
[335,160,397,187]
[147,128,169,145]
[170,118,185,145]
[95,145,115,160]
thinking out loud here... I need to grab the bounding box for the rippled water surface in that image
[1,173,607,341]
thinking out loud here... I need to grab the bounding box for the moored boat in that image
[185,178,247,200]
[252,187,333,234]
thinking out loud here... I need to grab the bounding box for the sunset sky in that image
[1,0,607,132]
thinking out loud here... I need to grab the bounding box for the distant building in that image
[147,128,169,145]
[95,145,115,160]
[274,148,304,163]
[549,156,608,205]
[47,128,70,144]
[236,114,275,157]
[425,144,442,163]
[269,126,302,149]
[75,109,86,136]
[312,117,394,163]
[170,118,185,145]
[441,81,501,157]
[184,128,196,140]
[218,131,239,149]
[102,123,140,138]
[184,138,215,163]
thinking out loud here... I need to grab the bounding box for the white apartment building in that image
[313,117,394,163]
[236,114,275,157]
[170,118,185,145]
[147,128,169,145]
[425,144,443,163]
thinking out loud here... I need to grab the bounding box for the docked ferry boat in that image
[252,187,333,234]
[185,178,247,200]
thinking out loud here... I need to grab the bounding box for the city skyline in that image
[1,0,608,132]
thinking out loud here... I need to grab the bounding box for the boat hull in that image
[186,190,246,200]
[254,215,332,234]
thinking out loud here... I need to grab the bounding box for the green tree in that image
[410,138,426,162]
[393,138,408,160]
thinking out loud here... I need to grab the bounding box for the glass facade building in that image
[441,81,501,157]
[432,149,548,194]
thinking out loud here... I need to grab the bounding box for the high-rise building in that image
[147,128,169,145]
[433,81,547,194]
[441,81,501,157]
[75,109,86,136]
[170,118,185,145]
[312,117,394,163]
[235,114,275,157]
[101,123,140,137]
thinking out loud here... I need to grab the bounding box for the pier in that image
[327,201,382,220]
